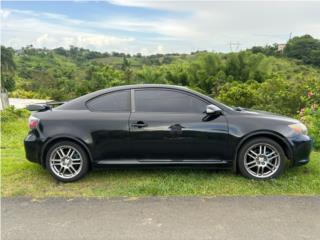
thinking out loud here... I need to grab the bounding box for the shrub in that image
[9,89,49,99]
[0,106,29,123]
[300,106,320,150]
[217,81,260,108]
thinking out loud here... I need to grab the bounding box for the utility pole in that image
[229,42,241,52]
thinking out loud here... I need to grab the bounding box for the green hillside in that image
[1,35,320,148]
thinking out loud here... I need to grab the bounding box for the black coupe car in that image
[25,84,312,182]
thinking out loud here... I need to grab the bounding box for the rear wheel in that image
[238,138,286,180]
[46,141,89,182]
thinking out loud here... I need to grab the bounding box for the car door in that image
[86,90,131,161]
[128,88,229,161]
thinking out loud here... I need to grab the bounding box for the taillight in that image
[29,116,40,129]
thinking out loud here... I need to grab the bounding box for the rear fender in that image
[40,134,93,167]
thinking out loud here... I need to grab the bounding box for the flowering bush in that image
[301,107,320,150]
[299,90,320,150]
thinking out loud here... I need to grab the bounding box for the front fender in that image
[232,130,293,172]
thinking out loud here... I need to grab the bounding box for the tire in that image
[238,137,286,180]
[46,141,89,182]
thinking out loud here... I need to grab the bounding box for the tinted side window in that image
[87,90,130,112]
[135,89,206,113]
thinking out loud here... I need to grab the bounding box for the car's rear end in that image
[24,114,43,164]
[24,102,65,165]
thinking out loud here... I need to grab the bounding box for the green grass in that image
[1,114,320,198]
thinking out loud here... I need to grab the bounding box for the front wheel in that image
[238,138,286,180]
[46,141,89,182]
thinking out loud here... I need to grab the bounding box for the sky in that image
[1,0,320,55]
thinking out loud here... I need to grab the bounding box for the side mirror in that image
[205,104,222,115]
[26,104,51,112]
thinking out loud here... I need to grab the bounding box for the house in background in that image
[277,43,286,53]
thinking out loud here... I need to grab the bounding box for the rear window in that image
[87,90,130,112]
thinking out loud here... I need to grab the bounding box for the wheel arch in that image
[41,135,93,168]
[233,131,293,172]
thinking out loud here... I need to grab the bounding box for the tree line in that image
[1,34,319,147]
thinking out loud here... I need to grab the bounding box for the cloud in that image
[0,9,11,19]
[97,18,198,38]
[108,1,320,45]
[1,6,197,54]
[5,6,195,38]
[1,1,320,54]
[1,9,135,52]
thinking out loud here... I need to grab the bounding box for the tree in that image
[284,35,320,66]
[250,44,278,56]
[82,63,125,93]
[1,46,16,91]
[121,56,132,84]
[3,36,319,121]
[54,47,68,56]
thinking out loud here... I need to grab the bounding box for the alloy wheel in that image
[49,145,83,179]
[244,143,281,179]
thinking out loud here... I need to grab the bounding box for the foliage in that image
[78,63,125,96]
[250,44,279,56]
[9,89,49,99]
[218,76,319,116]
[217,81,260,108]
[1,46,16,91]
[299,88,320,149]
[0,34,319,120]
[284,35,320,67]
[0,106,29,122]
[300,107,320,149]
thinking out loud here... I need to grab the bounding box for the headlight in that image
[288,123,308,135]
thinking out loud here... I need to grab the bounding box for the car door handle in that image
[169,124,185,131]
[131,121,148,128]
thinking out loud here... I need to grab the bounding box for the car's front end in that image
[228,109,313,167]
[286,122,313,166]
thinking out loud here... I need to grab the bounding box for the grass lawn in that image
[1,114,320,198]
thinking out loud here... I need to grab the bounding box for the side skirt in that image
[92,159,231,169]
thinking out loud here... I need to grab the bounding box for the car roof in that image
[94,84,190,92]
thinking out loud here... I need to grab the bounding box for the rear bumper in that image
[24,132,42,164]
[289,135,313,166]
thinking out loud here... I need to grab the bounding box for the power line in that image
[229,42,241,52]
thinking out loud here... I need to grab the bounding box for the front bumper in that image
[289,135,313,166]
[24,132,42,164]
